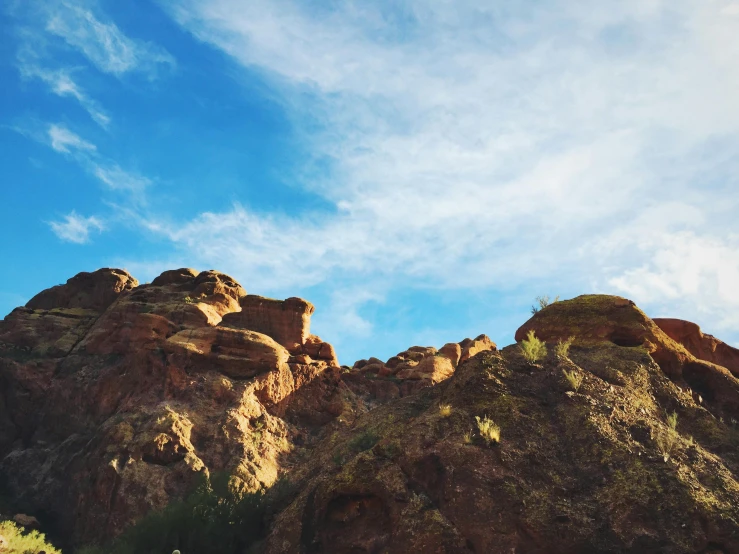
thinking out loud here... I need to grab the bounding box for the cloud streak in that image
[49,211,104,243]
[44,1,175,77]
[48,123,96,153]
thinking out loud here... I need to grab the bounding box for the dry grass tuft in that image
[475,415,501,445]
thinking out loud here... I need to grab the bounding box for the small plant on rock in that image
[655,411,680,462]
[439,403,452,417]
[183,296,195,304]
[475,415,501,445]
[520,330,547,363]
[531,295,560,314]
[462,431,473,444]
[555,336,575,358]
[562,368,583,392]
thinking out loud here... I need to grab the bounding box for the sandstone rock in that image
[515,295,739,417]
[361,363,385,374]
[150,268,199,287]
[654,318,739,377]
[407,346,437,355]
[221,295,314,353]
[165,327,289,379]
[0,267,348,546]
[459,334,496,364]
[439,342,462,367]
[385,356,404,369]
[301,335,339,366]
[26,268,137,312]
[395,355,454,383]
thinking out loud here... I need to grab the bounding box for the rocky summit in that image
[1,269,738,553]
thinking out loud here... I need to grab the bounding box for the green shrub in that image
[77,473,288,554]
[554,336,575,358]
[348,430,379,453]
[520,330,547,363]
[656,411,680,462]
[0,520,61,554]
[562,368,583,392]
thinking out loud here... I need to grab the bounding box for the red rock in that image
[439,343,462,367]
[654,318,739,377]
[395,355,454,383]
[26,268,138,313]
[221,295,314,353]
[459,334,496,364]
[515,295,739,416]
[165,327,289,379]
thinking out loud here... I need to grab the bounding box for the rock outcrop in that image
[0,268,350,546]
[263,324,739,554]
[515,295,739,418]
[3,276,739,554]
[654,318,739,377]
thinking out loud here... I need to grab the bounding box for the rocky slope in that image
[1,272,738,553]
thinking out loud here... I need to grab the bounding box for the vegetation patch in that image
[475,415,501,445]
[0,520,61,554]
[78,473,293,554]
[520,330,547,363]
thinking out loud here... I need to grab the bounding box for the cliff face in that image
[1,274,739,554]
[0,268,350,545]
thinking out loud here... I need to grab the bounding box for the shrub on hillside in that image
[554,336,575,358]
[520,330,547,363]
[0,520,61,554]
[78,473,295,554]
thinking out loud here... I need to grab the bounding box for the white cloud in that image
[48,211,104,243]
[128,0,739,352]
[19,63,111,127]
[92,163,151,193]
[48,123,96,153]
[44,1,175,77]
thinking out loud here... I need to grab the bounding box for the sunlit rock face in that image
[0,267,348,545]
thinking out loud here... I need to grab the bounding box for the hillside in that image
[0,268,738,553]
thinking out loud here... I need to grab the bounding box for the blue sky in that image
[2,0,738,363]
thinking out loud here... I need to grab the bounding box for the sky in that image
[1,0,738,363]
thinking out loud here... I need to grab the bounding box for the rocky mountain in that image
[1,268,738,553]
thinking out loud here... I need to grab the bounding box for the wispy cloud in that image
[48,211,104,243]
[48,123,96,153]
[152,0,739,341]
[92,163,151,193]
[13,122,152,210]
[44,1,175,77]
[19,62,111,127]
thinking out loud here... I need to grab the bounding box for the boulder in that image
[395,355,454,383]
[26,268,137,313]
[515,295,739,417]
[654,318,739,377]
[439,343,462,367]
[459,334,496,364]
[165,327,289,379]
[221,295,314,353]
